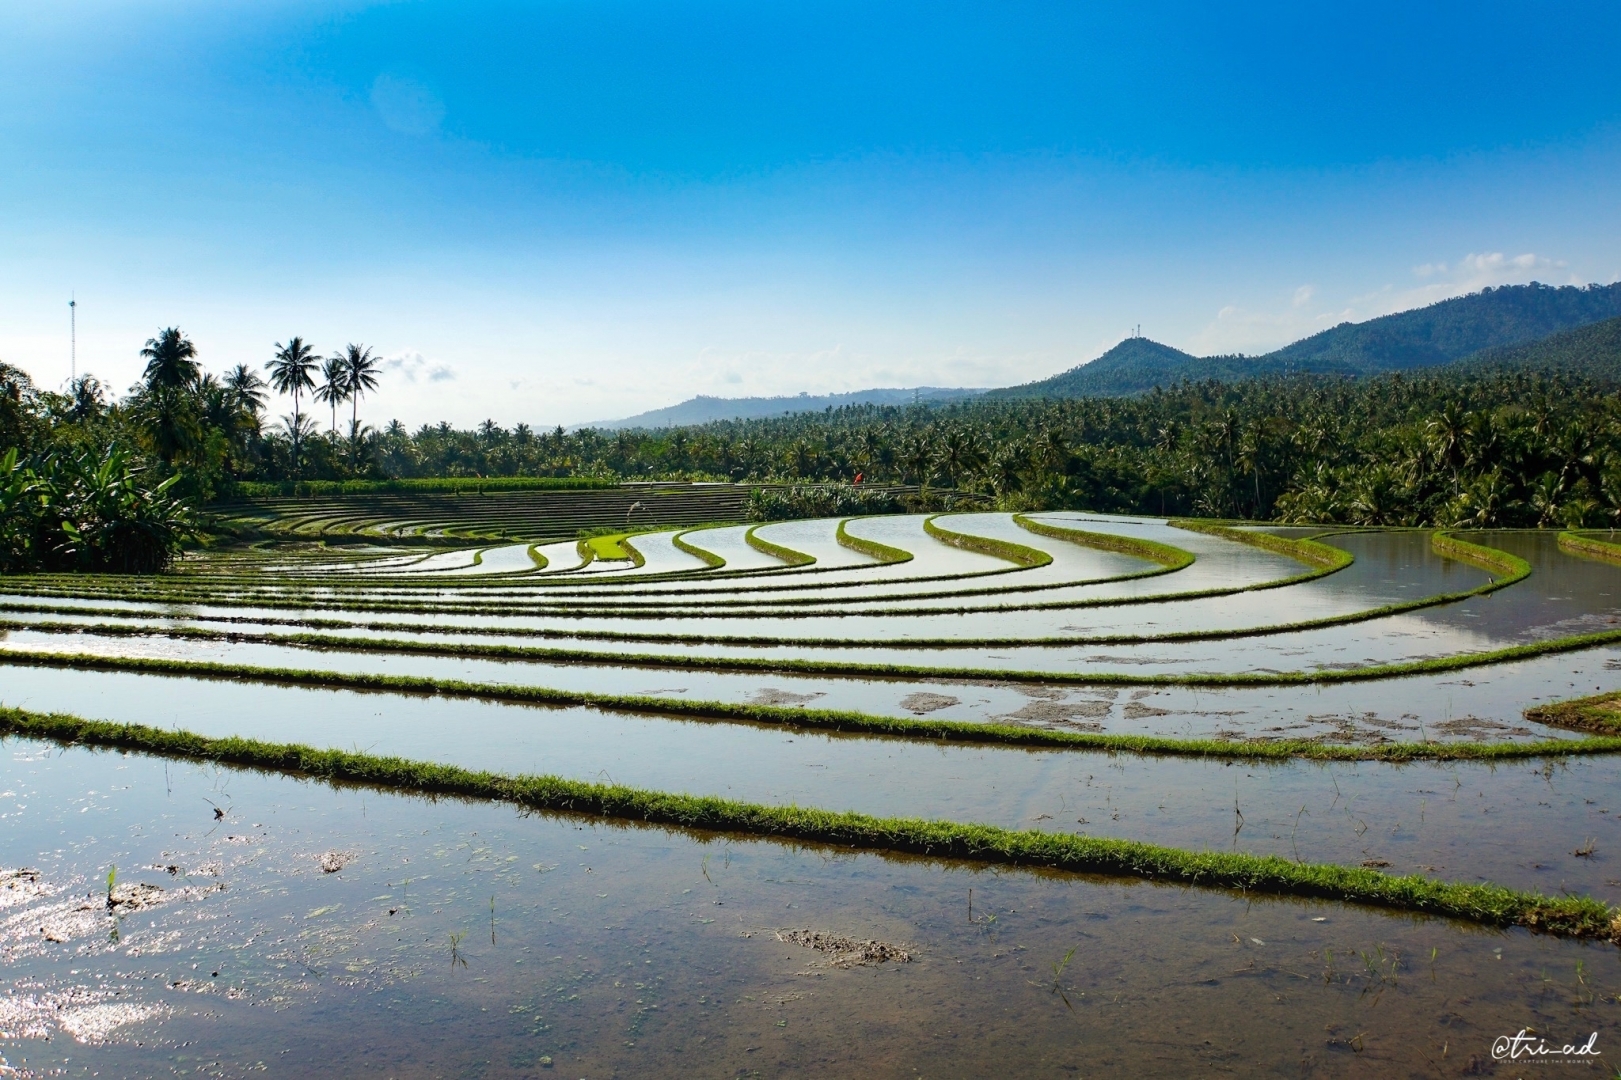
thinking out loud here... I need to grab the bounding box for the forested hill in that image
[989,281,1621,398]
[986,338,1241,399]
[1456,314,1621,382]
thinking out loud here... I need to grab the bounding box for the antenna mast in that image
[69,295,76,382]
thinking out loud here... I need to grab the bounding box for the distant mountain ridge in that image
[989,281,1621,399]
[584,386,984,430]
[584,282,1621,429]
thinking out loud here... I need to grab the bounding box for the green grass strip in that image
[924,514,1052,568]
[1431,531,1533,584]
[1012,514,1195,571]
[9,635,1621,762]
[0,705,1613,939]
[527,544,550,571]
[1171,519,1354,571]
[744,523,815,566]
[836,517,914,564]
[1559,531,1621,566]
[672,527,727,568]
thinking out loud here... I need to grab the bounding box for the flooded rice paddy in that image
[4,513,1621,1074]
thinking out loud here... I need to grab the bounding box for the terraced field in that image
[4,511,1621,1075]
[214,481,759,542]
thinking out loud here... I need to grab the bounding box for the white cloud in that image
[381,349,455,383]
[370,75,446,136]
[1291,285,1314,308]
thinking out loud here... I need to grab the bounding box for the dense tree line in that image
[326,368,1619,528]
[7,324,1621,533]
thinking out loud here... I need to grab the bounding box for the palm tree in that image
[223,364,267,418]
[280,413,316,473]
[314,356,349,434]
[337,344,382,431]
[66,375,104,423]
[139,328,199,391]
[266,338,319,429]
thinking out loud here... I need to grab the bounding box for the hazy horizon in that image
[4,1,1619,428]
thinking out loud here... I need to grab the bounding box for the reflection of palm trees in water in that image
[626,501,643,526]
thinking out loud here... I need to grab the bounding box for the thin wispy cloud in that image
[381,350,455,383]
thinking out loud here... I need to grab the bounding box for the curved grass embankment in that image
[1559,531,1621,566]
[1012,514,1195,572]
[744,523,816,567]
[1,705,1614,940]
[2,643,1620,762]
[1170,519,1354,572]
[924,515,1052,568]
[1430,531,1533,586]
[671,527,727,569]
[835,518,914,564]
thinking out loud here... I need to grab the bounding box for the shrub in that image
[745,483,903,522]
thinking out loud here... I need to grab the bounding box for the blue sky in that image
[3,1,1619,427]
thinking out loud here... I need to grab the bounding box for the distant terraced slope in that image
[214,482,754,542]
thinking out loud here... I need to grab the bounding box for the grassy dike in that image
[672,527,728,568]
[1,705,1615,940]
[835,518,914,564]
[1431,531,1533,585]
[1170,518,1355,572]
[744,523,816,566]
[1559,531,1621,566]
[4,642,1621,762]
[924,515,1053,567]
[1012,513,1196,571]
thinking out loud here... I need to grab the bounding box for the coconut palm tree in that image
[139,328,199,392]
[314,356,349,434]
[337,344,382,432]
[222,364,267,419]
[66,375,105,423]
[266,338,318,426]
[266,338,319,475]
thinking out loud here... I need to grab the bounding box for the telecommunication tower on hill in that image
[69,294,76,381]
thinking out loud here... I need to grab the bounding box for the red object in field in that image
[854,472,864,484]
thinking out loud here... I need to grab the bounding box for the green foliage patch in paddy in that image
[1525,691,1621,735]
[1,705,1615,941]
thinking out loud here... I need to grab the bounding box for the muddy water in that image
[3,740,1620,1078]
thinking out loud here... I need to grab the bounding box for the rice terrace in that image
[9,2,1621,1076]
[7,469,1621,1074]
